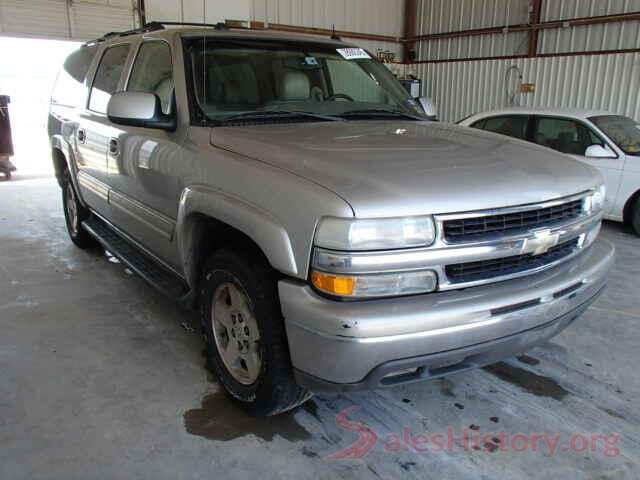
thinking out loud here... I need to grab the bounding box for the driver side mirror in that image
[585,144,616,159]
[418,97,438,121]
[107,92,176,131]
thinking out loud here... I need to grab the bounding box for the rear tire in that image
[62,170,97,249]
[200,248,311,416]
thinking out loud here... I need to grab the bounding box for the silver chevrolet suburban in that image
[49,22,614,416]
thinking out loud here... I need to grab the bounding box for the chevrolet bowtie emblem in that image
[522,229,560,256]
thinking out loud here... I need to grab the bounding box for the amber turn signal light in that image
[311,272,356,296]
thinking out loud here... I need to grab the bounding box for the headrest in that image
[280,71,310,100]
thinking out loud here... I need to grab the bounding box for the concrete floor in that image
[1,177,639,480]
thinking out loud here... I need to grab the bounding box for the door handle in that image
[108,138,120,157]
[77,128,86,144]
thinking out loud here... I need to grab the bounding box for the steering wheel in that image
[326,93,355,102]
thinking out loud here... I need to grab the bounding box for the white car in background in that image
[459,108,640,235]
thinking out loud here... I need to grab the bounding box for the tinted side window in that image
[89,44,130,114]
[535,117,596,155]
[476,116,529,140]
[127,42,174,114]
[52,45,98,108]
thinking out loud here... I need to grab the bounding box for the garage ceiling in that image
[0,0,139,41]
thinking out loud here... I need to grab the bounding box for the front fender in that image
[177,185,298,287]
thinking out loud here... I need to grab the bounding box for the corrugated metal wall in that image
[539,21,640,54]
[540,0,640,53]
[418,52,640,122]
[254,0,404,57]
[415,0,640,61]
[254,0,404,37]
[0,0,137,40]
[416,0,530,60]
[541,0,640,21]
[414,0,640,122]
[145,0,404,57]
[417,0,529,33]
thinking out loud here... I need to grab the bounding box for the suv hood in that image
[211,121,599,217]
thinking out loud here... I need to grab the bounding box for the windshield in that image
[184,38,425,124]
[590,115,640,155]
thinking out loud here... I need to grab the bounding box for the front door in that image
[106,40,183,269]
[532,116,623,215]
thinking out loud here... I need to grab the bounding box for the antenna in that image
[330,24,341,41]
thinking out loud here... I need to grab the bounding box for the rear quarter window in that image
[51,45,98,108]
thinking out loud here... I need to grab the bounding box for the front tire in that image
[62,170,97,249]
[631,199,640,237]
[200,248,311,416]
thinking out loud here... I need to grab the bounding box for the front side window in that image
[128,41,174,115]
[184,38,424,123]
[534,117,598,155]
[89,44,130,114]
[473,116,529,140]
[52,45,98,108]
[590,115,640,155]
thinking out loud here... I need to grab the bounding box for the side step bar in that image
[82,216,190,300]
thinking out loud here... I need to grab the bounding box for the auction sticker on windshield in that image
[337,48,371,60]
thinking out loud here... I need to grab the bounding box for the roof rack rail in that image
[148,21,235,30]
[83,20,242,46]
[84,22,165,45]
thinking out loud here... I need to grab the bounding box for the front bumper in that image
[279,238,614,392]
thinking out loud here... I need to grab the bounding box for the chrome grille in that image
[443,199,584,243]
[445,238,580,284]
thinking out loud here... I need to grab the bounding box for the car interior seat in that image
[155,77,174,114]
[217,63,260,105]
[279,71,310,101]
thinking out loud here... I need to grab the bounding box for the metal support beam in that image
[528,0,543,57]
[403,0,418,63]
[138,0,146,27]
[413,47,640,65]
[405,11,640,43]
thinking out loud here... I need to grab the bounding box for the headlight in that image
[585,184,606,213]
[312,215,438,298]
[314,216,436,251]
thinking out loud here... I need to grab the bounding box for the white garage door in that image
[0,0,138,41]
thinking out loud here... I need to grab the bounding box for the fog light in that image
[311,270,437,298]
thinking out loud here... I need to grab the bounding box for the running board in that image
[82,216,190,300]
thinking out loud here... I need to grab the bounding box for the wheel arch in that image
[51,147,67,187]
[622,188,640,225]
[176,186,298,289]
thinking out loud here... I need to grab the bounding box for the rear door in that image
[76,43,131,218]
[532,116,622,214]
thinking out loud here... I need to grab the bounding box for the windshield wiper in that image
[339,109,426,121]
[217,110,344,124]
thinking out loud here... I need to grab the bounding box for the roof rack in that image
[149,21,236,30]
[84,21,234,45]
